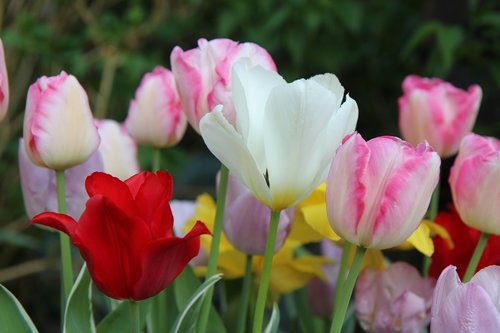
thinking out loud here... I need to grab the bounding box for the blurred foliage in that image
[0,0,499,330]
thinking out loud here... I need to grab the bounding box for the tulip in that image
[23,71,100,170]
[223,173,293,255]
[0,39,9,121]
[429,205,500,279]
[201,61,358,211]
[19,138,103,219]
[356,262,435,333]
[125,66,187,148]
[96,119,140,180]
[171,38,276,132]
[31,171,210,300]
[449,133,500,235]
[398,75,481,158]
[326,134,440,249]
[431,265,500,332]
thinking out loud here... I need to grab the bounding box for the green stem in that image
[329,244,365,333]
[197,164,229,333]
[252,210,281,333]
[152,148,161,172]
[332,241,352,318]
[423,183,440,277]
[463,232,490,282]
[56,170,74,300]
[129,300,141,333]
[236,255,253,333]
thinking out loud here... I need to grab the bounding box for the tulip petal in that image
[431,266,461,317]
[73,195,150,300]
[200,106,272,206]
[134,221,210,300]
[30,211,78,237]
[85,172,137,214]
[264,78,343,209]
[470,266,500,311]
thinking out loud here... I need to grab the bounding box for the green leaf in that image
[64,265,95,333]
[174,267,227,333]
[263,303,280,333]
[170,274,222,333]
[401,21,440,59]
[0,284,38,333]
[436,25,464,70]
[96,298,151,333]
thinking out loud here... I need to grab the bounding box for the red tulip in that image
[31,171,210,300]
[429,205,500,279]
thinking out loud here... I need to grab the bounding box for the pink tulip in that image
[125,66,187,147]
[23,71,100,170]
[222,173,292,255]
[326,133,440,249]
[306,240,343,317]
[0,39,9,121]
[19,138,103,219]
[170,38,276,132]
[356,262,435,333]
[449,133,500,234]
[95,119,140,180]
[398,75,482,158]
[431,265,500,332]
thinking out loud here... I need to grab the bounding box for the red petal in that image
[134,171,173,238]
[30,212,77,237]
[85,172,137,214]
[125,172,149,198]
[73,195,151,300]
[132,221,210,300]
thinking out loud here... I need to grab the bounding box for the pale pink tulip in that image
[222,173,292,255]
[171,38,276,132]
[398,75,481,158]
[125,66,187,147]
[449,133,500,235]
[19,138,103,219]
[326,134,440,249]
[96,119,140,180]
[356,262,435,333]
[23,71,100,170]
[431,265,500,332]
[0,39,9,121]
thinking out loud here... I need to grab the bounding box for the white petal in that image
[310,73,345,109]
[200,106,272,206]
[231,60,285,173]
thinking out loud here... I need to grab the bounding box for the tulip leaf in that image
[0,284,38,333]
[170,274,222,333]
[174,267,227,333]
[96,298,151,333]
[64,265,95,333]
[263,303,280,333]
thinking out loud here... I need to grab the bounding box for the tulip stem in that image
[331,242,352,321]
[423,182,440,277]
[329,244,365,333]
[463,232,489,282]
[129,300,141,333]
[236,254,253,333]
[56,170,74,300]
[252,210,281,333]
[197,164,229,333]
[152,148,161,172]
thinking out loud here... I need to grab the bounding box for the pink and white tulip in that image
[431,265,500,332]
[398,75,482,158]
[125,66,187,147]
[356,262,435,333]
[449,133,500,235]
[19,138,103,219]
[223,173,292,255]
[23,71,100,170]
[326,134,440,249]
[171,38,276,132]
[96,119,140,180]
[0,39,9,121]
